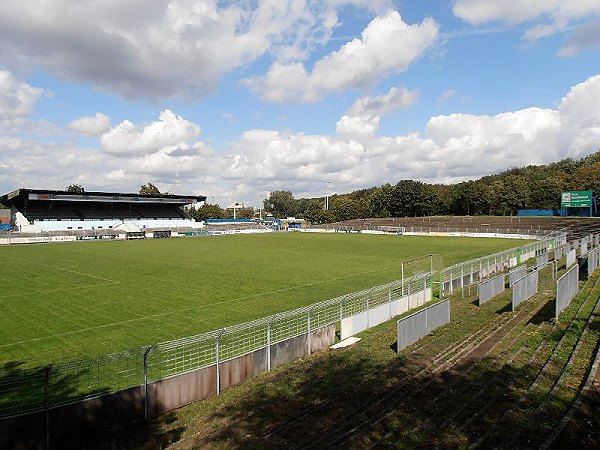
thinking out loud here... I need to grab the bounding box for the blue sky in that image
[1,1,600,207]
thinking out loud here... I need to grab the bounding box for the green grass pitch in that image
[0,232,525,366]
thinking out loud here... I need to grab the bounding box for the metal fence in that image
[0,271,432,419]
[328,225,555,238]
[556,264,579,318]
[512,269,539,311]
[536,253,549,269]
[509,264,527,288]
[478,273,506,306]
[588,247,600,277]
[554,245,565,260]
[438,234,563,297]
[396,298,450,351]
[566,248,577,268]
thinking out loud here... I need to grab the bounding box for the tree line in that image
[60,151,600,223]
[263,151,600,223]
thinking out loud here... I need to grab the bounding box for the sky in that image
[1,1,600,208]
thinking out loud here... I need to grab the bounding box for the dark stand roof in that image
[0,188,206,221]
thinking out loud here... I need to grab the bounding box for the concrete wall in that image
[341,288,432,340]
[0,384,146,450]
[149,365,217,415]
[0,325,336,449]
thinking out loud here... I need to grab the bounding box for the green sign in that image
[561,191,593,208]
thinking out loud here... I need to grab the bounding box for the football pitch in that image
[1,232,526,366]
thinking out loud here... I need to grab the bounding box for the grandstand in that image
[318,216,600,238]
[0,188,206,232]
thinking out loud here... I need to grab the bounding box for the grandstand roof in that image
[1,188,205,206]
[0,188,206,221]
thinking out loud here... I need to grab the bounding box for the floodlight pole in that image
[144,346,151,420]
[401,263,404,287]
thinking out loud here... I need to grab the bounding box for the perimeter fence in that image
[0,272,432,420]
[438,233,565,297]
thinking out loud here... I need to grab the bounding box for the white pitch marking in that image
[0,264,397,348]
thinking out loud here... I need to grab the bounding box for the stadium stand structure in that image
[318,216,600,239]
[0,188,206,232]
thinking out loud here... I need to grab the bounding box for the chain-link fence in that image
[0,271,432,420]
[438,234,563,297]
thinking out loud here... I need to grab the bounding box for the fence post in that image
[266,319,271,371]
[216,330,224,395]
[366,291,370,329]
[307,308,312,355]
[388,285,392,319]
[144,346,151,420]
[45,366,50,450]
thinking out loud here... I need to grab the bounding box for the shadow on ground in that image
[76,342,583,449]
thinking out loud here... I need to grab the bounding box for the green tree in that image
[189,203,225,220]
[139,182,161,195]
[225,206,254,219]
[303,200,328,225]
[264,191,297,218]
[572,162,600,196]
[330,197,357,222]
[417,183,441,216]
[65,184,85,193]
[389,180,424,216]
[368,183,394,217]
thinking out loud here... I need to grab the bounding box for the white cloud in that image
[2,75,600,206]
[244,11,438,102]
[0,69,43,118]
[347,87,418,117]
[453,0,562,25]
[0,1,349,100]
[559,19,600,56]
[68,113,111,136]
[558,74,600,154]
[336,87,417,138]
[453,0,600,46]
[101,109,201,156]
[220,74,600,199]
[336,114,380,138]
[438,89,458,103]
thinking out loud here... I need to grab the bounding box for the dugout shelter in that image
[0,188,206,232]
